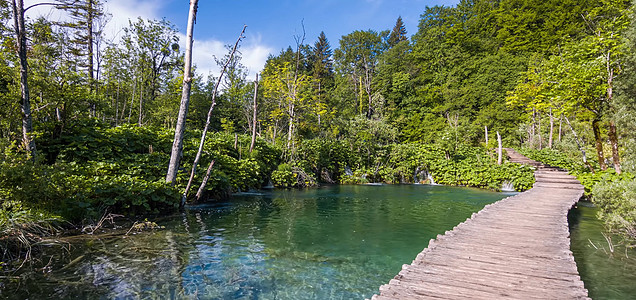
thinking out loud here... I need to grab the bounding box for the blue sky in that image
[25,0,460,77]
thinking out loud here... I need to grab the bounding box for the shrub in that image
[592,177,636,244]
[271,163,296,188]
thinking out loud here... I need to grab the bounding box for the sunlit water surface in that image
[4,185,635,299]
[2,185,509,299]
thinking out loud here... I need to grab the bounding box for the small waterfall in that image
[428,173,438,185]
[501,181,515,192]
[345,166,353,176]
[263,180,274,189]
[414,167,421,184]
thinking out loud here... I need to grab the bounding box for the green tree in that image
[121,18,180,126]
[334,29,387,118]
[310,31,333,132]
[387,16,407,47]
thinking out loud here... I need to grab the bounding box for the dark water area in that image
[1,185,509,299]
[568,201,636,300]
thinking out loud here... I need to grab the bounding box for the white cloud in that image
[23,0,163,42]
[185,32,274,81]
[102,0,164,41]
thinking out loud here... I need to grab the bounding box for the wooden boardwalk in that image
[371,148,589,299]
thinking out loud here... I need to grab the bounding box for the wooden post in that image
[497,131,502,165]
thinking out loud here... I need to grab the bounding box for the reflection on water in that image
[1,185,508,299]
[569,202,636,300]
[5,186,636,299]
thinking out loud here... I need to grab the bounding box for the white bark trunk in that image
[167,0,198,189]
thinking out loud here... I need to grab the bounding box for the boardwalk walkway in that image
[371,148,589,299]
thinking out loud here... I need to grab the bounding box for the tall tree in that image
[57,0,106,117]
[311,31,333,129]
[11,0,35,158]
[334,30,387,118]
[167,0,198,187]
[121,18,180,126]
[388,16,408,47]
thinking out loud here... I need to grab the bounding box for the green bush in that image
[577,170,635,195]
[592,176,636,244]
[519,147,590,173]
[1,122,283,222]
[271,163,296,188]
[369,143,535,191]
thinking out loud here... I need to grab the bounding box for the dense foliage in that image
[3,0,636,253]
[0,121,281,223]
[591,176,636,245]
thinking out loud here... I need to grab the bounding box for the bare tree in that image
[166,0,198,185]
[183,25,247,205]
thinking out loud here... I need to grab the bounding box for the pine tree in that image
[311,31,333,130]
[312,31,333,79]
[388,16,408,47]
[57,0,106,117]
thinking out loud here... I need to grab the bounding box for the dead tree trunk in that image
[195,160,215,201]
[167,0,198,189]
[185,26,246,204]
[12,0,36,159]
[497,131,502,165]
[250,73,258,152]
[485,125,489,146]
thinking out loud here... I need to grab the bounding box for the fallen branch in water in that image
[81,212,124,234]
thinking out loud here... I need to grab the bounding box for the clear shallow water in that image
[2,185,510,299]
[569,202,636,300]
[6,186,635,300]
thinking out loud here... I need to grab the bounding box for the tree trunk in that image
[558,114,562,143]
[167,0,198,189]
[537,112,542,150]
[565,116,595,173]
[548,108,553,148]
[182,25,246,205]
[195,160,215,202]
[485,125,488,146]
[530,109,536,148]
[88,0,96,118]
[497,131,502,165]
[287,103,294,149]
[250,74,258,152]
[592,119,607,170]
[12,0,36,158]
[605,52,620,174]
[608,120,621,174]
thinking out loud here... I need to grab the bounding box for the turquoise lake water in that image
[3,185,634,299]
